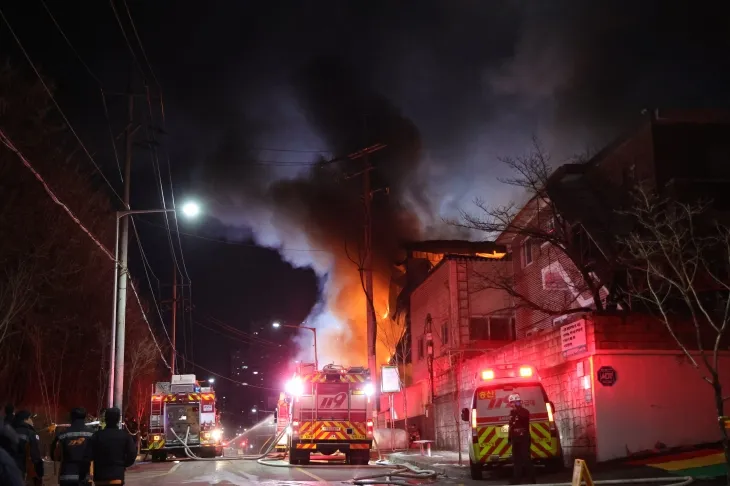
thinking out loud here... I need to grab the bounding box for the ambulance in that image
[460,364,563,480]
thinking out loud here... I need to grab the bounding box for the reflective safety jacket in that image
[51,419,94,483]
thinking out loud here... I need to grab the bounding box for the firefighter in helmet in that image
[508,393,535,484]
[50,407,94,486]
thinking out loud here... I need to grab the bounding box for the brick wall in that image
[510,228,604,339]
[468,259,513,316]
[410,261,451,383]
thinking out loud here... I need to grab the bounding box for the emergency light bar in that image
[480,365,536,381]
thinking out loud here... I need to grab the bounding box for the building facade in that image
[389,110,730,462]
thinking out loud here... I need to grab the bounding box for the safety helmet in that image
[508,393,522,405]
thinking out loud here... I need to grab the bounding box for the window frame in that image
[521,238,534,267]
[468,315,516,341]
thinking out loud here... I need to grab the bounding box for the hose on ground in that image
[169,425,288,461]
[351,463,439,485]
[517,478,693,486]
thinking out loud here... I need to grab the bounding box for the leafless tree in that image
[620,189,729,477]
[457,140,624,320]
[0,261,36,347]
[125,333,159,415]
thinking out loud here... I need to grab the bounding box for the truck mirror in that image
[460,408,470,422]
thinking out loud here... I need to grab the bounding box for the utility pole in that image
[363,149,377,390]
[112,93,134,412]
[171,265,177,376]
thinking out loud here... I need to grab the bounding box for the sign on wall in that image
[381,366,401,393]
[597,366,617,386]
[560,320,587,357]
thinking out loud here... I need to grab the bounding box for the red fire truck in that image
[283,363,375,465]
[148,374,223,461]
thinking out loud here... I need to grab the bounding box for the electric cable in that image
[0,6,124,205]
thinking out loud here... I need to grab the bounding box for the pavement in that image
[383,449,728,484]
[38,448,728,485]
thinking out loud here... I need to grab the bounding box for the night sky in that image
[2,0,730,425]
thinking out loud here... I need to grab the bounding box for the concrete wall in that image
[593,352,730,461]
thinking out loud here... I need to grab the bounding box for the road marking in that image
[168,462,183,474]
[296,467,327,483]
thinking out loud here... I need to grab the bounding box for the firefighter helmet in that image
[508,393,522,405]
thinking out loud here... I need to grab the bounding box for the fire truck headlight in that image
[364,383,375,397]
[285,377,304,397]
[211,429,222,442]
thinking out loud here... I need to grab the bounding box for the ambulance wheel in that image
[545,457,564,473]
[469,459,482,480]
[151,451,166,462]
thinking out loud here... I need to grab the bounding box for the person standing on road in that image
[83,408,136,486]
[11,411,44,486]
[508,393,536,485]
[51,408,94,486]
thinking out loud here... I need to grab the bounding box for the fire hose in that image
[169,425,288,461]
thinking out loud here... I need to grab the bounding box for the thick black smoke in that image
[178,0,730,362]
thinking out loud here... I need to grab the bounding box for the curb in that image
[385,454,470,479]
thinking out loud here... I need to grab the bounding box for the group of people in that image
[1,405,137,486]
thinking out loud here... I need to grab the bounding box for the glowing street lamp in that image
[182,201,201,218]
[108,199,202,410]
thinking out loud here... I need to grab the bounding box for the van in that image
[461,364,563,480]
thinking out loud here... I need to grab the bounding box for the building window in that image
[441,323,449,345]
[521,238,533,267]
[469,316,515,341]
[417,336,425,360]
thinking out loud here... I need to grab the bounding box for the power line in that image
[121,0,161,92]
[0,6,124,205]
[194,320,281,349]
[107,0,146,79]
[0,127,170,370]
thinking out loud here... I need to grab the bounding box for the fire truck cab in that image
[461,364,564,480]
[284,363,375,465]
[148,374,223,461]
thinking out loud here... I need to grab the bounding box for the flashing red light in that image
[519,366,534,377]
[366,420,374,437]
[481,369,495,380]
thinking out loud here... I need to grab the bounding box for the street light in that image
[182,201,201,218]
[108,201,201,411]
[272,322,318,369]
[208,378,215,383]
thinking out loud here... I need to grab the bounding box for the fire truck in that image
[148,374,223,461]
[283,363,375,465]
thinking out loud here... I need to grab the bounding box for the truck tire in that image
[350,451,369,465]
[151,451,166,462]
[469,459,482,480]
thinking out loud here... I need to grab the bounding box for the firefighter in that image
[11,411,44,486]
[508,393,535,485]
[83,408,136,486]
[51,407,94,486]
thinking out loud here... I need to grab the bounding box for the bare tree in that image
[458,140,624,320]
[0,261,36,347]
[125,334,159,415]
[620,189,729,479]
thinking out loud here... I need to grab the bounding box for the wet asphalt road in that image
[123,458,475,486]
